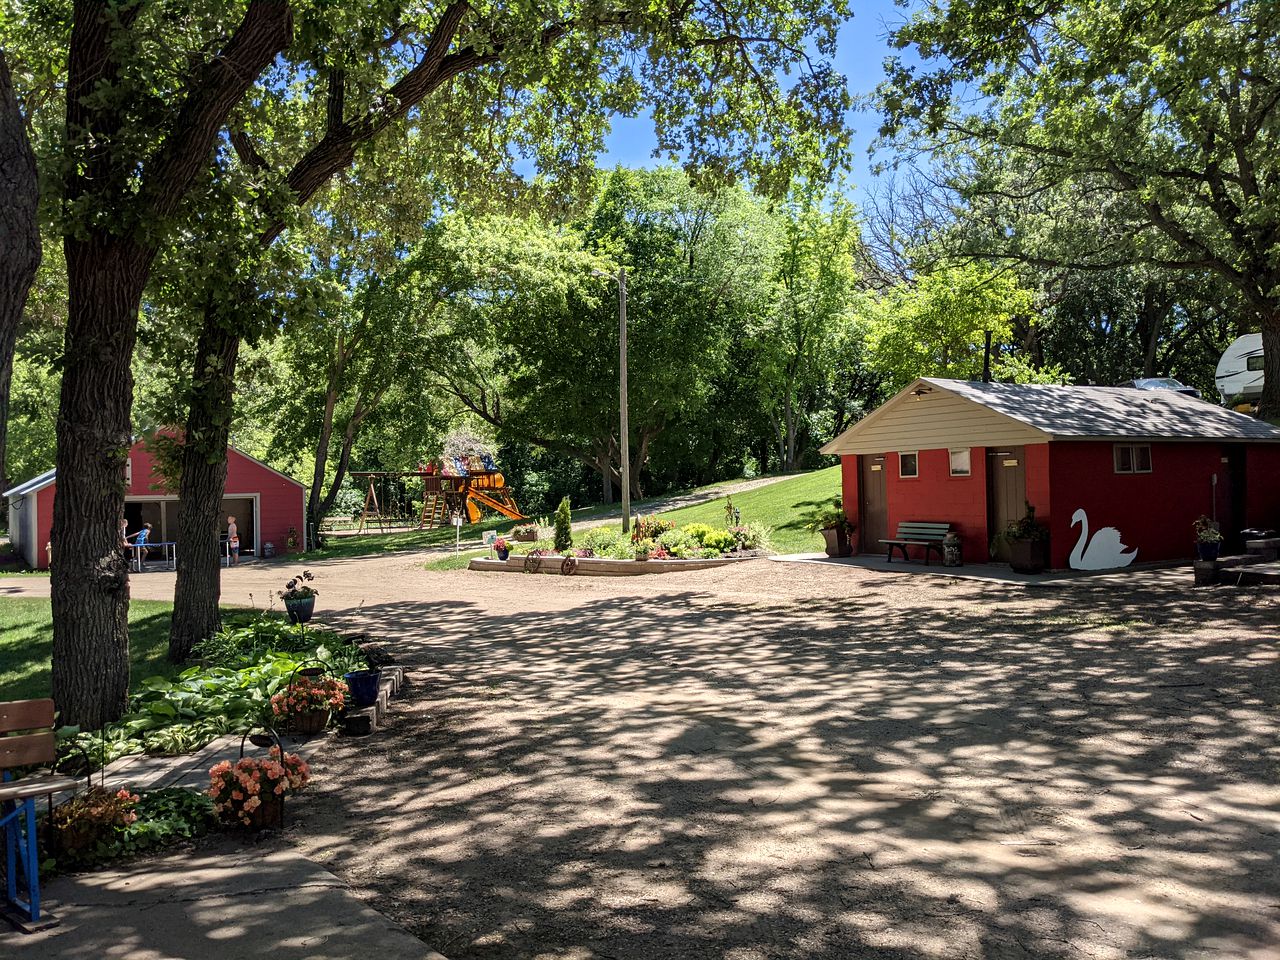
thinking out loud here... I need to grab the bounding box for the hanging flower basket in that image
[271,674,347,735]
[207,748,311,829]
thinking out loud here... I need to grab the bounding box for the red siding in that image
[1047,442,1221,568]
[1246,446,1280,533]
[886,447,990,561]
[32,441,304,570]
[36,487,55,570]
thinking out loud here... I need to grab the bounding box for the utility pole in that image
[618,267,630,534]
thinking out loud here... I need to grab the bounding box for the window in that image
[899,451,919,478]
[948,448,971,477]
[1114,443,1152,474]
[1247,354,1264,372]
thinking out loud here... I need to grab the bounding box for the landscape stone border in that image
[468,554,761,576]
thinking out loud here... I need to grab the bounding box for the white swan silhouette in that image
[1069,508,1137,570]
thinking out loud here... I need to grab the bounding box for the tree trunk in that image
[169,318,240,662]
[1259,309,1280,421]
[0,49,41,490]
[308,382,340,524]
[51,237,149,729]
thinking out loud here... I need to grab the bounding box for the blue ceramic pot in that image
[344,669,381,708]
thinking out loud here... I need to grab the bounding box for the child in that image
[227,515,239,565]
[129,523,153,568]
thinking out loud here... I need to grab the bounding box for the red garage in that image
[821,378,1280,570]
[4,440,306,570]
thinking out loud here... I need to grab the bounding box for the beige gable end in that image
[821,381,1049,455]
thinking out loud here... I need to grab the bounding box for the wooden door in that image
[987,446,1027,562]
[859,455,889,553]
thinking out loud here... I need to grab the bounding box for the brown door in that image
[859,455,889,553]
[987,446,1027,562]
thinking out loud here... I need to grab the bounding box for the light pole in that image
[594,266,630,533]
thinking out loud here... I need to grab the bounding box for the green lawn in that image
[0,599,184,702]
[653,466,842,554]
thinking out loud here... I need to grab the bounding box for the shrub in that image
[657,529,694,553]
[579,526,624,554]
[48,786,215,870]
[682,523,717,546]
[731,523,772,551]
[553,496,573,551]
[632,537,657,560]
[631,515,675,541]
[700,529,738,554]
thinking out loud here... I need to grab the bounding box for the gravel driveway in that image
[242,558,1280,960]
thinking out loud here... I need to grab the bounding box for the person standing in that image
[227,515,240,565]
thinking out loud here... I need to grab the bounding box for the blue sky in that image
[597,0,916,200]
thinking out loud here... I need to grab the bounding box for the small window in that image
[1114,443,1152,474]
[899,452,919,478]
[1247,355,1264,372]
[948,448,971,477]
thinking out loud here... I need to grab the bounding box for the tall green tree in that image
[164,0,856,663]
[5,0,853,719]
[880,0,1280,414]
[0,48,41,492]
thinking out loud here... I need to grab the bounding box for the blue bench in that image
[1,699,80,928]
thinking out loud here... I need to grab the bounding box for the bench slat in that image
[0,731,57,769]
[0,699,54,735]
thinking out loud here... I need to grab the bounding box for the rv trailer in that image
[1215,333,1264,404]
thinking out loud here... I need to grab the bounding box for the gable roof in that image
[3,468,56,499]
[822,378,1280,455]
[3,444,304,501]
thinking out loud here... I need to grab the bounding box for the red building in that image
[821,378,1280,570]
[4,440,306,570]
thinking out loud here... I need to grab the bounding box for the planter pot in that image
[344,669,382,708]
[292,708,329,735]
[1196,541,1221,562]
[285,595,315,624]
[821,526,853,558]
[496,548,510,561]
[244,792,285,830]
[1008,538,1049,574]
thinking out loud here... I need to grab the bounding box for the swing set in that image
[351,455,525,533]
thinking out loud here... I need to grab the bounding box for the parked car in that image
[1117,377,1202,399]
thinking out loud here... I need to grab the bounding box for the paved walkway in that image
[7,843,446,960]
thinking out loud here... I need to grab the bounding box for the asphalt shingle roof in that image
[926,378,1280,442]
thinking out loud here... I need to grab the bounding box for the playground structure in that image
[351,456,525,533]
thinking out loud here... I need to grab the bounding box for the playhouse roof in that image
[821,378,1280,455]
[3,468,56,499]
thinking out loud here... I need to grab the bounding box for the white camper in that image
[1215,333,1264,403]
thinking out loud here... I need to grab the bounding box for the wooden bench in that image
[881,521,956,565]
[1,698,80,929]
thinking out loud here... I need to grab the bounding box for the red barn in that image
[821,378,1280,570]
[4,440,305,570]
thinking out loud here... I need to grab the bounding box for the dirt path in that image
[256,561,1280,960]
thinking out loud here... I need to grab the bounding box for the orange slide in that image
[467,488,526,521]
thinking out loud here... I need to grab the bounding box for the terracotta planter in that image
[821,526,853,558]
[292,708,329,735]
[1008,538,1049,574]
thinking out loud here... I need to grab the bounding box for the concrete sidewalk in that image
[4,841,446,959]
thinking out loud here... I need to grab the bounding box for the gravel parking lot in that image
[224,555,1280,960]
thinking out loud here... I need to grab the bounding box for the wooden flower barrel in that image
[293,708,329,734]
[247,792,285,830]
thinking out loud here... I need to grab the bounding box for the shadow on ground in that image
[290,571,1280,960]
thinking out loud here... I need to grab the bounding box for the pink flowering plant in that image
[207,747,311,826]
[270,674,347,720]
